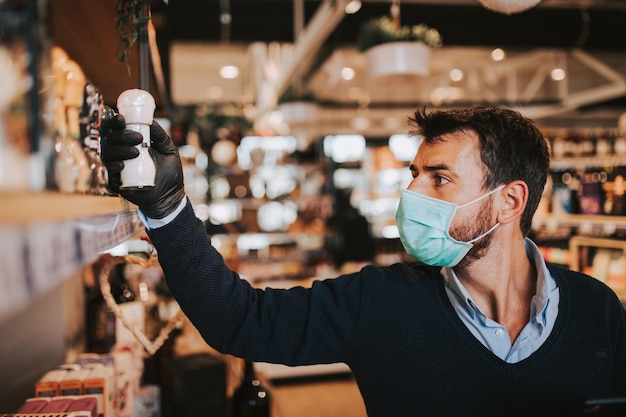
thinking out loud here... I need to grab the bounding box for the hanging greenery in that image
[356,16,442,53]
[115,0,155,76]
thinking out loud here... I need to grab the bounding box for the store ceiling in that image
[49,0,626,138]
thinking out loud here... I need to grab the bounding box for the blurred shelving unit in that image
[533,213,626,236]
[0,192,143,323]
[568,235,626,304]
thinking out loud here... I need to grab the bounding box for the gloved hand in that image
[101,114,186,219]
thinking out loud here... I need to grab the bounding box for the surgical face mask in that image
[395,185,504,267]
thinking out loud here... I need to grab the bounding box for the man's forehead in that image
[415,131,480,162]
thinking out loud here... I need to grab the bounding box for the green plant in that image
[356,16,443,52]
[115,0,163,76]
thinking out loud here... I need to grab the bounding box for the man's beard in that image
[450,197,495,268]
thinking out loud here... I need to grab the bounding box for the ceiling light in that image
[449,68,463,82]
[344,0,362,14]
[341,67,355,80]
[491,48,506,61]
[220,13,232,24]
[551,68,566,81]
[219,65,239,79]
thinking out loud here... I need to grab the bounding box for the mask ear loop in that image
[467,222,500,244]
[457,184,505,209]
[459,184,505,244]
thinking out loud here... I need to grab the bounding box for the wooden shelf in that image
[0,191,135,225]
[550,155,626,171]
[533,213,626,235]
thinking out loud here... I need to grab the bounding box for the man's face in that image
[406,130,495,247]
[407,130,484,204]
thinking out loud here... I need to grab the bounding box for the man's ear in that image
[497,180,528,224]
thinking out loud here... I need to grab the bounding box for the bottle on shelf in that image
[232,360,271,417]
[79,81,108,195]
[550,169,579,215]
[64,59,91,193]
[51,47,90,194]
[579,168,607,215]
[606,168,626,216]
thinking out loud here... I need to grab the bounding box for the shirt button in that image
[495,329,505,336]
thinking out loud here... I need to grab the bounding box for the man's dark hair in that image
[408,106,550,236]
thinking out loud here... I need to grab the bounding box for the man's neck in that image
[454,236,537,343]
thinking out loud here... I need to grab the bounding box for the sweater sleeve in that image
[147,200,362,365]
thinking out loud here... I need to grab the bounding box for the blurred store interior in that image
[2,0,626,415]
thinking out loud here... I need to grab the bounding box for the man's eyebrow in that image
[409,162,451,172]
[423,163,450,172]
[409,163,457,180]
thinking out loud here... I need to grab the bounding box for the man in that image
[102,106,626,416]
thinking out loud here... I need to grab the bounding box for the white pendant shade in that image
[365,42,432,78]
[478,0,542,15]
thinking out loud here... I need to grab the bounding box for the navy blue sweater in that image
[148,201,626,417]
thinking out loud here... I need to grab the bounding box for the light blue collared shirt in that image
[442,238,560,363]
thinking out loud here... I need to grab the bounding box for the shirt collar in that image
[442,237,556,326]
[442,265,477,319]
[525,238,556,327]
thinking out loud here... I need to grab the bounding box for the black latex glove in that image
[101,114,186,219]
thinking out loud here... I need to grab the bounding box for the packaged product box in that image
[16,397,50,412]
[75,352,116,368]
[39,396,75,412]
[60,367,93,396]
[83,363,117,417]
[68,396,99,417]
[35,368,71,397]
[73,353,117,417]
[112,345,139,417]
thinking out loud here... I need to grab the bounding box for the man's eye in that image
[435,175,450,185]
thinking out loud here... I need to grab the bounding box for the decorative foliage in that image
[115,0,151,76]
[356,16,442,53]
[180,104,253,151]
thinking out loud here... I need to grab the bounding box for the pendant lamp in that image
[478,0,542,15]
